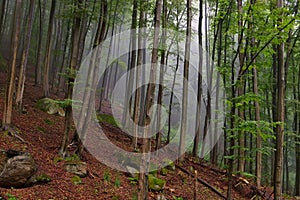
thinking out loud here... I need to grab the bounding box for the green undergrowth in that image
[97,113,120,127]
[53,153,80,164]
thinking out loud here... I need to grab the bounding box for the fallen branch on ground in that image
[175,164,227,199]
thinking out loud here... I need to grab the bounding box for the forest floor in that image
[0,52,295,200]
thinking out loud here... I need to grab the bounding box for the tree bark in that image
[295,62,300,195]
[60,0,82,157]
[43,0,56,97]
[15,0,35,110]
[138,0,162,198]
[155,0,167,151]
[0,0,6,42]
[35,0,45,85]
[193,0,203,158]
[179,0,192,162]
[2,0,22,129]
[132,0,143,149]
[274,0,285,198]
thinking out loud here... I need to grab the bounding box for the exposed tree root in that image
[2,125,26,143]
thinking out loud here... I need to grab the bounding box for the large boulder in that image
[36,98,65,116]
[0,150,37,188]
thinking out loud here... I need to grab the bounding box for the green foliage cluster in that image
[44,118,54,125]
[97,114,120,127]
[36,173,52,183]
[6,193,18,200]
[71,175,82,185]
[148,174,166,191]
[53,154,80,164]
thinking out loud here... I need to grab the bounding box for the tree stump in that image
[0,149,37,188]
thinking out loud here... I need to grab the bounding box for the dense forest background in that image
[0,0,300,199]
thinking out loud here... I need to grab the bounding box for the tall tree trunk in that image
[2,0,22,129]
[122,0,138,129]
[74,0,108,157]
[138,0,162,198]
[253,66,262,187]
[35,0,45,85]
[98,0,118,112]
[1,0,10,38]
[274,0,285,198]
[167,55,179,144]
[179,0,192,162]
[56,20,71,93]
[132,0,144,149]
[211,15,222,164]
[15,0,35,110]
[166,3,182,144]
[237,0,246,173]
[295,62,300,195]
[193,0,203,158]
[0,0,6,42]
[76,0,90,67]
[248,0,262,187]
[60,0,82,157]
[43,0,56,97]
[50,7,63,89]
[155,0,167,151]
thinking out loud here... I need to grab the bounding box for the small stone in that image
[64,161,87,178]
[126,166,138,178]
[157,195,167,200]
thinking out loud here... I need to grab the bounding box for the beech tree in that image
[15,0,35,110]
[274,0,285,198]
[179,0,192,162]
[138,0,162,198]
[60,0,83,157]
[2,0,22,130]
[43,0,56,97]
[1,0,300,198]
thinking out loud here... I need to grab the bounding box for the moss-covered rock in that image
[36,98,65,116]
[148,174,166,191]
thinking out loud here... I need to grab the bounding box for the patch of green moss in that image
[36,173,51,183]
[148,174,166,191]
[163,159,175,171]
[71,175,82,185]
[44,119,54,125]
[36,126,46,133]
[97,114,120,127]
[53,156,64,164]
